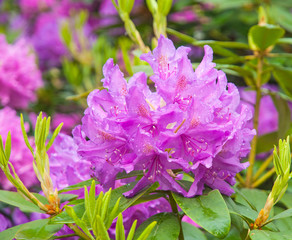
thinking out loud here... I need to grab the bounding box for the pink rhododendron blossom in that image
[0,35,43,109]
[73,35,255,197]
[0,107,37,189]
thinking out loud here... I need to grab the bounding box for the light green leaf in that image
[127,220,137,240]
[116,213,126,240]
[250,230,292,240]
[173,190,231,238]
[248,24,285,51]
[135,221,158,240]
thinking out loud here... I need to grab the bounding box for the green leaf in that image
[271,94,291,139]
[116,213,126,240]
[248,24,285,51]
[60,22,72,48]
[250,230,292,240]
[172,190,231,238]
[136,221,157,240]
[277,38,292,45]
[15,219,63,240]
[280,192,292,208]
[0,190,44,213]
[270,6,292,32]
[65,206,94,240]
[93,215,111,240]
[20,114,34,155]
[134,213,178,240]
[273,66,292,99]
[58,193,78,203]
[46,123,63,151]
[58,179,98,193]
[256,132,278,154]
[4,131,11,160]
[270,208,292,222]
[52,182,156,224]
[235,189,269,213]
[0,224,23,240]
[158,0,172,16]
[127,220,137,240]
[181,222,207,240]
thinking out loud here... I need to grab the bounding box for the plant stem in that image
[252,168,275,188]
[245,53,263,187]
[168,192,184,240]
[67,223,92,240]
[252,154,273,181]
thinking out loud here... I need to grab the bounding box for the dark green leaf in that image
[271,94,291,138]
[58,179,98,193]
[256,132,278,154]
[0,190,44,213]
[173,190,231,238]
[134,213,179,240]
[248,24,285,51]
[181,222,207,240]
[273,66,292,99]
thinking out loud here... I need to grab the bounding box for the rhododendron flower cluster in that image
[0,107,37,189]
[0,35,43,109]
[74,35,255,197]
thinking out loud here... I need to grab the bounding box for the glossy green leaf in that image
[248,24,285,51]
[235,189,269,213]
[250,230,292,240]
[134,213,178,240]
[15,219,63,240]
[173,190,231,238]
[182,222,207,240]
[0,190,44,213]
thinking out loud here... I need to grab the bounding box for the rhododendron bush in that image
[0,0,292,239]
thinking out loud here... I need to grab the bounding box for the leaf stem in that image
[252,168,275,188]
[168,192,184,240]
